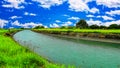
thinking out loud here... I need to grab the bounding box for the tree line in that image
[76,19,120,29]
[33,19,120,29]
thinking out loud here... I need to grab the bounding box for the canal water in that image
[13,30,120,68]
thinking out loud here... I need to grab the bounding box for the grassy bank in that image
[33,29,120,40]
[0,29,73,68]
[33,29,120,34]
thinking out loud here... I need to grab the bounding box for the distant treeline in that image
[33,19,120,29]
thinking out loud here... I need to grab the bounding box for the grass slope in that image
[34,29,120,34]
[0,29,74,68]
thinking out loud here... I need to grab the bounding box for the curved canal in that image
[13,30,120,68]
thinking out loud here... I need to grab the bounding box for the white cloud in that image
[50,23,59,28]
[29,13,37,16]
[61,21,72,26]
[106,10,120,16]
[2,0,25,9]
[68,16,80,20]
[12,20,43,28]
[89,7,99,14]
[68,0,99,13]
[86,15,94,17]
[63,14,70,17]
[68,0,89,12]
[102,16,114,20]
[55,20,61,23]
[87,19,120,26]
[12,20,20,26]
[87,19,102,26]
[10,16,22,19]
[104,20,120,26]
[96,16,101,18]
[44,26,48,28]
[24,12,29,15]
[22,22,43,28]
[0,19,9,28]
[32,0,66,8]
[96,0,120,8]
[24,12,37,16]
[96,15,115,20]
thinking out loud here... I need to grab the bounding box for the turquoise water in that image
[14,30,120,68]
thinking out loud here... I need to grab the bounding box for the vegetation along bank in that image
[33,19,120,41]
[33,29,120,44]
[0,29,74,68]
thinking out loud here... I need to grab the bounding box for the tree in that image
[76,19,88,29]
[34,26,44,29]
[60,26,67,29]
[90,24,99,29]
[108,24,119,29]
[99,25,107,29]
[67,26,75,29]
[118,25,120,29]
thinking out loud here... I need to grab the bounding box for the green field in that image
[34,28,120,34]
[0,29,74,68]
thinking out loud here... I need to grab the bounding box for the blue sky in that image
[0,0,120,28]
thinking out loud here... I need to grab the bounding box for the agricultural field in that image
[34,28,120,34]
[0,29,72,68]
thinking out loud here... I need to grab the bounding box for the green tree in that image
[60,26,67,29]
[90,24,99,29]
[108,24,119,29]
[34,26,44,29]
[99,25,107,29]
[118,25,120,29]
[76,19,88,29]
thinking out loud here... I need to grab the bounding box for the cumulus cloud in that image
[87,19,102,26]
[96,15,115,20]
[63,14,70,17]
[106,10,120,16]
[61,21,72,26]
[68,0,89,12]
[55,20,61,23]
[50,23,59,28]
[101,16,114,20]
[86,15,94,17]
[104,20,120,26]
[24,12,37,16]
[2,0,25,9]
[32,0,66,8]
[0,19,9,28]
[68,0,99,13]
[96,0,120,8]
[96,16,101,18]
[12,20,43,28]
[89,7,99,14]
[68,16,80,20]
[10,16,22,19]
[87,19,120,26]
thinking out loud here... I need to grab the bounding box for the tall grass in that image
[34,29,120,34]
[0,29,74,68]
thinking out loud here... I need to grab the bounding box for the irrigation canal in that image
[13,30,120,68]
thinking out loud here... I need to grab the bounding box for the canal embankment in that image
[32,29,120,44]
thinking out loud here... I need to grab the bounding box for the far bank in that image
[32,29,120,44]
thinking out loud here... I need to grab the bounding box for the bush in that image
[76,19,88,28]
[108,24,119,29]
[89,24,99,29]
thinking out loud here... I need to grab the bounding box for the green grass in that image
[34,28,120,34]
[0,29,74,68]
